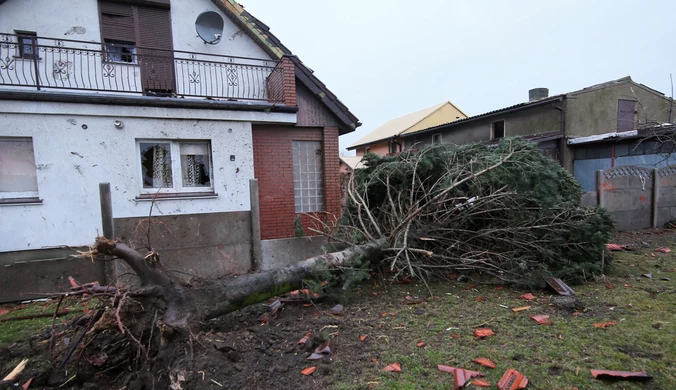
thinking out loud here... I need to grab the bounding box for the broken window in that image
[15,31,38,60]
[292,140,325,213]
[103,39,137,63]
[491,120,505,140]
[0,138,39,199]
[138,140,212,194]
[432,133,442,144]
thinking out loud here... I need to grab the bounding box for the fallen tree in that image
[35,138,614,388]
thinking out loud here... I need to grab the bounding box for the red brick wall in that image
[252,125,341,240]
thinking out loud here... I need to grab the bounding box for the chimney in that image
[528,88,549,102]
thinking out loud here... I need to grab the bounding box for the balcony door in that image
[99,1,175,96]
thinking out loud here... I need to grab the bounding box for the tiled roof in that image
[212,0,360,132]
[339,156,365,170]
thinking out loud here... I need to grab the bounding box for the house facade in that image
[347,101,466,156]
[401,77,674,189]
[0,0,359,299]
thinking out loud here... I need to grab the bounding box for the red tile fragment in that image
[655,247,671,253]
[301,366,316,375]
[497,368,528,390]
[519,293,536,300]
[592,321,617,329]
[590,369,652,381]
[472,358,496,369]
[383,363,401,372]
[297,332,311,345]
[531,314,553,325]
[472,379,491,387]
[473,328,494,338]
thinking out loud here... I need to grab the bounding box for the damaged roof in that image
[211,0,360,133]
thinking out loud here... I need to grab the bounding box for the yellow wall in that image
[403,103,466,135]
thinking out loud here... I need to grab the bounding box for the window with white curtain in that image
[0,137,39,200]
[137,140,212,194]
[292,140,324,212]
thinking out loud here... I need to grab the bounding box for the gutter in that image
[0,91,299,113]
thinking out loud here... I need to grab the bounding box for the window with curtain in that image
[292,140,324,213]
[0,138,39,200]
[138,140,212,194]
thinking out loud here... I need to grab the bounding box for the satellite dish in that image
[195,11,224,44]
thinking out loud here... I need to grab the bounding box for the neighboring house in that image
[338,155,363,206]
[401,77,674,189]
[0,0,360,297]
[347,101,467,156]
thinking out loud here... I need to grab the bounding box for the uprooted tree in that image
[41,138,614,388]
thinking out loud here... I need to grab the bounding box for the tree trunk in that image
[95,237,384,324]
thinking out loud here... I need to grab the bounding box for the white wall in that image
[0,0,102,41]
[0,101,295,252]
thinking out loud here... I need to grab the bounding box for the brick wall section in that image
[252,125,341,240]
[281,56,297,106]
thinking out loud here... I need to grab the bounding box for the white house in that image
[0,0,360,300]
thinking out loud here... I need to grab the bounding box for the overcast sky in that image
[242,0,676,154]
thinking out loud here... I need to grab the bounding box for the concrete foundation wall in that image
[113,211,253,279]
[0,247,104,303]
[260,236,327,270]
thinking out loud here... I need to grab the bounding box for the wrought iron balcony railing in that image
[0,33,286,103]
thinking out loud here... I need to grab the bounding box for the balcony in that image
[0,33,292,104]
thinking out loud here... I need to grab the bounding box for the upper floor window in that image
[0,138,39,201]
[104,39,137,64]
[617,99,637,132]
[432,133,442,144]
[15,30,38,60]
[491,120,505,140]
[137,140,213,194]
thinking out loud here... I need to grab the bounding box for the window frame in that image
[292,140,325,213]
[0,137,40,201]
[136,139,214,195]
[14,30,40,60]
[103,39,138,64]
[432,133,442,144]
[491,120,506,140]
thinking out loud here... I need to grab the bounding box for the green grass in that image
[0,299,81,347]
[335,237,676,389]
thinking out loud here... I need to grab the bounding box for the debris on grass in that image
[404,295,426,305]
[511,306,531,313]
[497,368,528,390]
[21,377,33,390]
[531,314,553,325]
[329,304,344,316]
[544,277,575,296]
[383,363,401,372]
[450,334,461,339]
[519,293,536,300]
[655,247,671,253]
[642,273,653,279]
[360,335,367,342]
[0,308,9,316]
[3,358,28,381]
[472,379,491,387]
[590,369,652,382]
[473,328,495,338]
[593,321,617,329]
[297,332,311,345]
[314,338,335,355]
[472,358,496,369]
[306,353,324,360]
[606,243,629,251]
[301,366,317,376]
[416,341,426,348]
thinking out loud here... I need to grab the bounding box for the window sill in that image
[135,192,218,201]
[0,197,43,206]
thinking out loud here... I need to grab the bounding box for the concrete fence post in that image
[98,182,114,284]
[595,170,604,207]
[250,179,262,271]
[652,168,659,228]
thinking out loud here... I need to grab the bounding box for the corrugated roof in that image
[339,156,365,170]
[211,0,360,133]
[348,101,464,149]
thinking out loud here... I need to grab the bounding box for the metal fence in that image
[0,33,283,102]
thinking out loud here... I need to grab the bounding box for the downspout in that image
[554,103,566,167]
